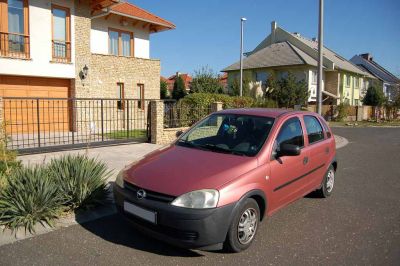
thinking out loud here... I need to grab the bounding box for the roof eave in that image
[109,10,175,31]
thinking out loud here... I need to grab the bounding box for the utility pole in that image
[239,17,246,97]
[317,0,324,114]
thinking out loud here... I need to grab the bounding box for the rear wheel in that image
[224,198,260,253]
[316,165,335,198]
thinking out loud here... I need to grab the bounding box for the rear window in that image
[304,115,324,144]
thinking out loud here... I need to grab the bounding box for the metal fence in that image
[163,100,212,128]
[2,97,151,153]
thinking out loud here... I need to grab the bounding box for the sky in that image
[129,0,400,78]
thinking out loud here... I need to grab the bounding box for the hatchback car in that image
[113,109,337,252]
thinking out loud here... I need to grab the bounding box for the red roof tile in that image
[111,2,175,29]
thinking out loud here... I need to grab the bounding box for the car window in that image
[319,117,332,138]
[178,114,275,157]
[275,117,304,149]
[304,115,324,144]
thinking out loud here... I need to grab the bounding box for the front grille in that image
[124,211,199,241]
[124,182,176,203]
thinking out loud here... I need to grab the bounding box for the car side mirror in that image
[176,130,183,137]
[278,144,301,157]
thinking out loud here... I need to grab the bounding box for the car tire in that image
[316,165,335,198]
[223,198,260,253]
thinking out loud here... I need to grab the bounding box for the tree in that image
[229,72,251,97]
[362,86,385,106]
[267,72,309,108]
[160,80,168,99]
[172,75,186,100]
[190,66,224,94]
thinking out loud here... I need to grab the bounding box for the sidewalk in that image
[19,143,162,182]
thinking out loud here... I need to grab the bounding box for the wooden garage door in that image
[0,75,71,133]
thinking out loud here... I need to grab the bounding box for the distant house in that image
[350,53,400,101]
[165,72,192,93]
[219,73,228,91]
[222,21,372,106]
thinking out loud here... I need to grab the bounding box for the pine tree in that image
[172,75,186,100]
[160,80,168,99]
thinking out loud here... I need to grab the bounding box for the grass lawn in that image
[103,129,147,140]
[328,120,400,127]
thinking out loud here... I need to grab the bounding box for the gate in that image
[2,97,151,154]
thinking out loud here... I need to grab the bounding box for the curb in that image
[0,192,117,247]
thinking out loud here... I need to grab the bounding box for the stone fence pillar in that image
[150,100,164,144]
[211,102,223,113]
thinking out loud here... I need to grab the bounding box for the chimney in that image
[175,71,181,77]
[312,37,317,42]
[360,53,373,61]
[271,21,277,43]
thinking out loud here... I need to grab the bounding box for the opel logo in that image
[137,189,146,200]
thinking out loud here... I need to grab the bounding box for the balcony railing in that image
[0,32,30,59]
[52,40,71,63]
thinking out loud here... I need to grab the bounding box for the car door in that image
[302,115,329,190]
[269,116,311,211]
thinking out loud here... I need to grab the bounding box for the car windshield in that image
[176,114,275,156]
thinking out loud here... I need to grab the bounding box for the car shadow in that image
[78,212,204,257]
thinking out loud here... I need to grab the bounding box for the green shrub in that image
[0,166,64,233]
[251,98,278,108]
[47,155,111,210]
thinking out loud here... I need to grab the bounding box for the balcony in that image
[52,40,71,63]
[0,32,30,59]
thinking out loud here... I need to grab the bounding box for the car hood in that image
[124,145,258,197]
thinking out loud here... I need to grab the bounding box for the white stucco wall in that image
[307,69,325,102]
[0,0,75,78]
[90,15,150,59]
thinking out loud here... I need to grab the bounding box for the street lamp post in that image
[239,17,247,97]
[317,0,324,114]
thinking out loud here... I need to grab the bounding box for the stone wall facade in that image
[88,54,160,99]
[70,1,161,134]
[73,0,160,100]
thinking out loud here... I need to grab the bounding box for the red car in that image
[114,109,337,252]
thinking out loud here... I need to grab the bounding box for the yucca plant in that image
[0,166,64,233]
[47,155,111,210]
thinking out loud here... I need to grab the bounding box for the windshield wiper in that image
[199,144,247,156]
[177,139,196,147]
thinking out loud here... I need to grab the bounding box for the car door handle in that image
[303,157,309,165]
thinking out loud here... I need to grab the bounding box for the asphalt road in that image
[1,127,399,266]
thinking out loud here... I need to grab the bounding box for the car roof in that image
[217,108,318,119]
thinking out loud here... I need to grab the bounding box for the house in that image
[222,21,372,106]
[350,53,400,101]
[0,0,175,133]
[219,72,228,91]
[165,72,192,93]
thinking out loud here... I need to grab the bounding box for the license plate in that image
[123,201,157,224]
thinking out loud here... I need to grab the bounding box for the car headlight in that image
[115,170,125,188]
[171,189,219,209]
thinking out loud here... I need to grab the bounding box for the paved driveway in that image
[1,128,399,265]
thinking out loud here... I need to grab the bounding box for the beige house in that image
[223,21,373,106]
[0,0,174,133]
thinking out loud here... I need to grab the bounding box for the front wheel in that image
[224,198,260,253]
[316,165,335,198]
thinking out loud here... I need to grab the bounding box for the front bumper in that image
[113,183,235,250]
